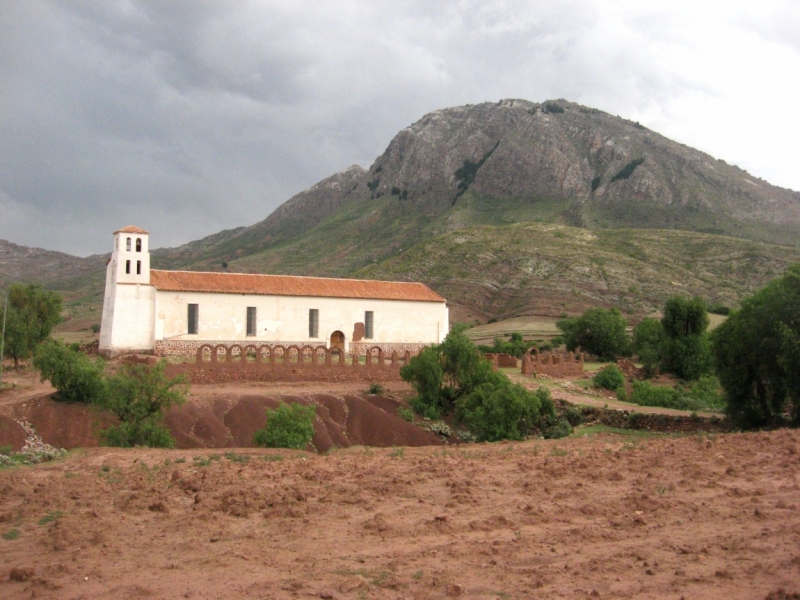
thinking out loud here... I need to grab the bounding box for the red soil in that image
[0,430,799,598]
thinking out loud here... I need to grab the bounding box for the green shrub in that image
[101,361,187,448]
[253,402,316,449]
[543,418,572,439]
[90,323,101,334]
[456,383,554,442]
[591,176,602,192]
[397,406,414,422]
[629,381,701,411]
[33,340,106,403]
[708,304,731,316]
[103,420,176,449]
[686,375,726,410]
[563,406,584,426]
[368,382,385,395]
[592,365,625,390]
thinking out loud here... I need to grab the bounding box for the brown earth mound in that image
[1,429,799,599]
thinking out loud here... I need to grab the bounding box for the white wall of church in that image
[153,291,448,347]
[100,282,155,352]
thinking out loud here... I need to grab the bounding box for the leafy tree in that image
[102,360,187,447]
[33,340,106,403]
[253,401,316,449]
[632,318,664,377]
[660,296,712,380]
[712,264,800,428]
[1,284,62,369]
[556,308,630,361]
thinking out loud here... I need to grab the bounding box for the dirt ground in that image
[0,428,798,599]
[1,369,799,598]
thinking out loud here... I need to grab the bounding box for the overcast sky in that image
[2,1,799,256]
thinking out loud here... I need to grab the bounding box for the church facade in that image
[99,226,449,357]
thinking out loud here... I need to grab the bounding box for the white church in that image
[98,226,449,357]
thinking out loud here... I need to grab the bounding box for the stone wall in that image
[154,339,326,357]
[162,343,416,384]
[521,348,584,378]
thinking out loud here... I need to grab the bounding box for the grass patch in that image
[2,529,20,540]
[573,424,665,438]
[38,511,62,526]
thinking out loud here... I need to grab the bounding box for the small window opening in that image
[309,309,319,338]
[125,260,131,274]
[136,260,141,275]
[136,238,142,252]
[188,304,199,335]
[365,311,374,339]
[246,307,257,337]
[126,237,131,251]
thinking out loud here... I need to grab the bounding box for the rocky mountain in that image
[0,239,104,291]
[152,98,799,278]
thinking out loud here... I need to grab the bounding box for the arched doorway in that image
[330,331,345,350]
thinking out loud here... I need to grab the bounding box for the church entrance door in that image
[330,331,345,351]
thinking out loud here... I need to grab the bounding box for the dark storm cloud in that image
[1,1,798,255]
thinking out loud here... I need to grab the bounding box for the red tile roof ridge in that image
[114,225,149,234]
[148,269,445,303]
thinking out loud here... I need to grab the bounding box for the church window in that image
[136,261,141,275]
[309,309,319,338]
[125,260,131,274]
[246,307,257,336]
[365,311,374,339]
[126,237,131,251]
[136,238,142,252]
[188,304,199,335]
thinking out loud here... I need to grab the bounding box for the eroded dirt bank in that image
[0,378,442,452]
[1,429,799,599]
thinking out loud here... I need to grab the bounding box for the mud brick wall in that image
[521,348,584,378]
[162,343,417,384]
[484,353,519,368]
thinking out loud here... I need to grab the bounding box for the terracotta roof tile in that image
[149,270,445,302]
[114,225,149,234]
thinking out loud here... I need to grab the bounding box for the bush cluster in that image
[592,365,625,391]
[627,376,725,412]
[400,327,556,441]
[477,332,538,358]
[557,308,630,360]
[33,341,187,447]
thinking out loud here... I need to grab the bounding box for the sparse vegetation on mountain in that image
[610,158,645,182]
[712,263,800,428]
